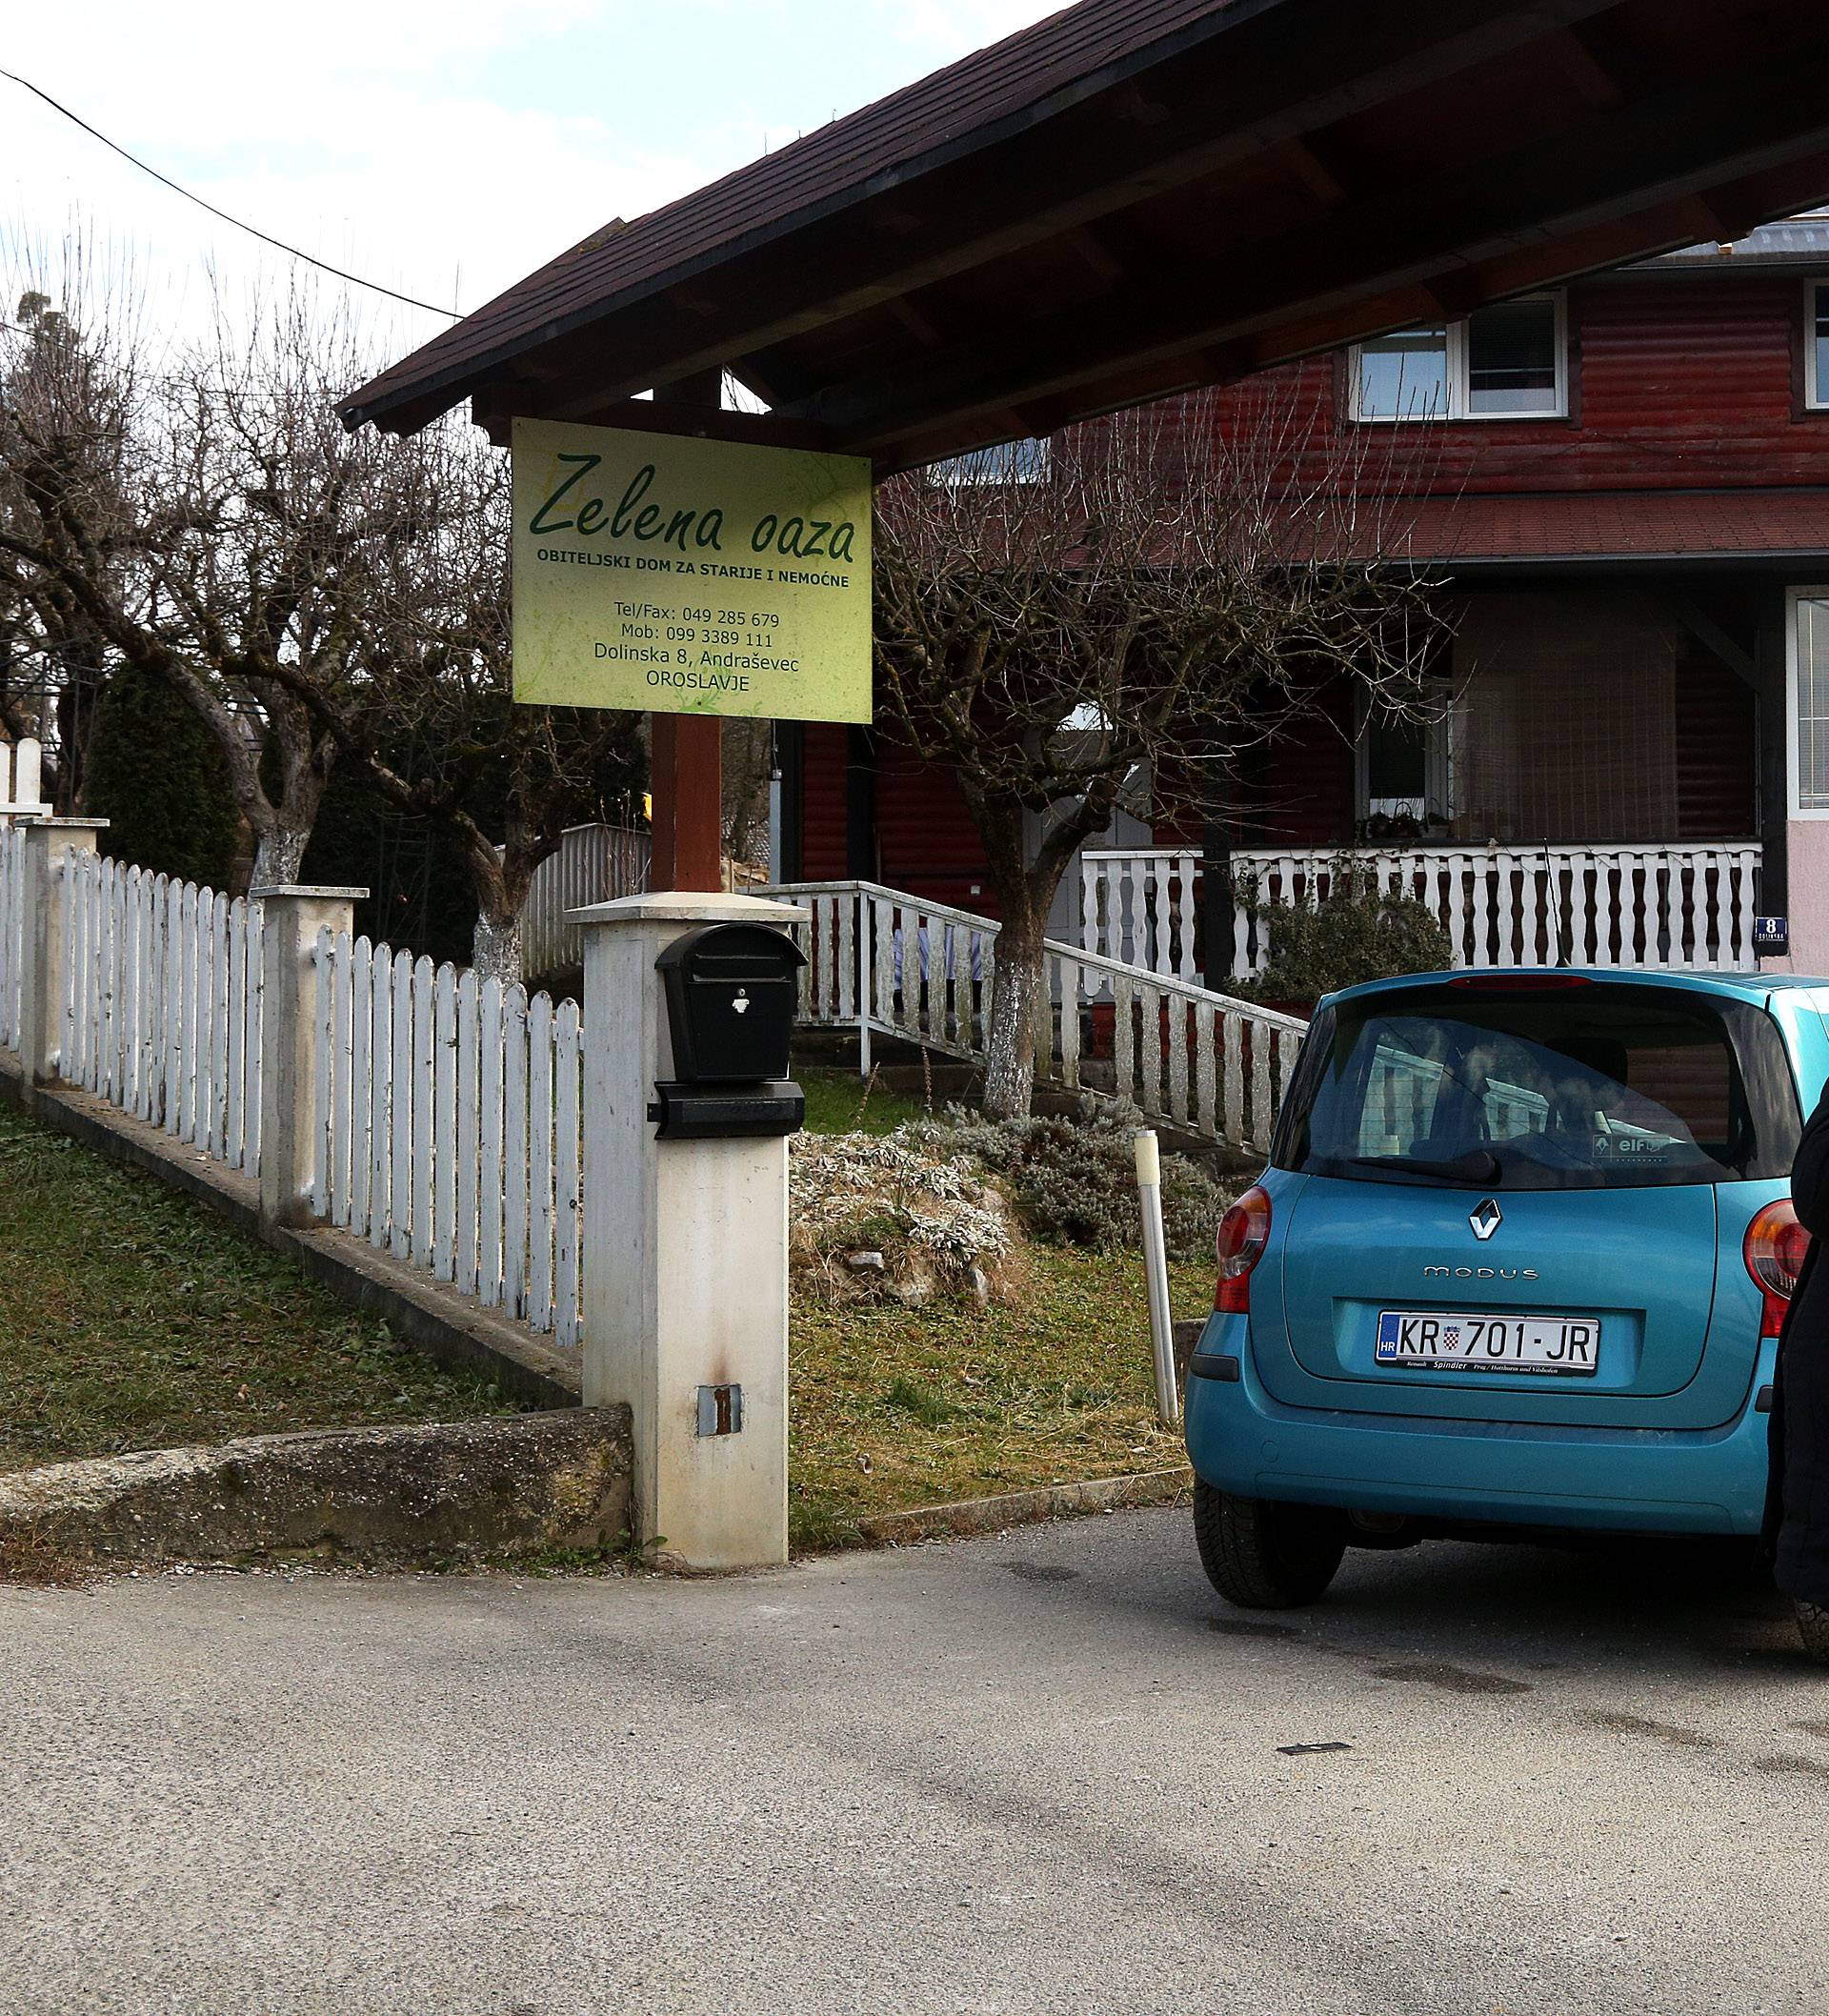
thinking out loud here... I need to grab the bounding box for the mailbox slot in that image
[649,1080,805,1140]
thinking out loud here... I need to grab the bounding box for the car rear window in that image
[1273,981,1801,1190]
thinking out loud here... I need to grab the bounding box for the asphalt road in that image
[3,1511,1826,2016]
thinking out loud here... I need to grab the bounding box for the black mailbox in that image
[650,922,807,1140]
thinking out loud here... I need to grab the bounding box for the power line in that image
[2,69,465,322]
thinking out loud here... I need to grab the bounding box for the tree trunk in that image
[251,822,311,888]
[472,907,525,989]
[982,894,1048,1121]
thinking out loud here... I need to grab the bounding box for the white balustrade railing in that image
[62,852,264,1172]
[771,879,1308,1156]
[311,933,584,1347]
[1081,840,1763,981]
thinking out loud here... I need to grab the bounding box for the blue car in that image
[1185,968,1822,1626]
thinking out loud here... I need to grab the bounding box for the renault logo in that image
[1469,1198,1503,1242]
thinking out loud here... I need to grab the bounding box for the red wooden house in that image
[775,218,1829,982]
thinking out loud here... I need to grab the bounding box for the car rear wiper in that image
[1346,1149,1502,1183]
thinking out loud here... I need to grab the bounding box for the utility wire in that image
[1,69,464,321]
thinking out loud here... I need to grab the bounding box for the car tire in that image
[1194,1482,1347,1609]
[1795,1600,1829,1666]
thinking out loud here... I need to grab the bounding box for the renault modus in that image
[1185,970,1824,1636]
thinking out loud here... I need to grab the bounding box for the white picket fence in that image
[63,852,265,1170]
[0,823,585,1351]
[1081,839,1764,981]
[310,934,584,1347]
[773,879,1308,1156]
[0,826,22,1048]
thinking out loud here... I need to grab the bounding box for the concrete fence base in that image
[0,1409,633,1570]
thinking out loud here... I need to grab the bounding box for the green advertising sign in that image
[512,417,873,722]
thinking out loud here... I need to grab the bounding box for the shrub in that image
[83,664,240,889]
[912,1100,1233,1263]
[1234,859,1453,1008]
[789,1131,1015,1303]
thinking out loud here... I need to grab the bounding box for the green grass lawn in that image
[798,1064,944,1136]
[0,1101,519,1472]
[789,1246,1210,1551]
[0,1077,1206,1562]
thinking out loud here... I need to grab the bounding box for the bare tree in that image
[256,429,645,981]
[873,384,1450,1119]
[1,248,644,971]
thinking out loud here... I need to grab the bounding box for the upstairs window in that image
[1806,280,1829,409]
[1352,295,1566,421]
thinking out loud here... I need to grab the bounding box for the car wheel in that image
[1194,1482,1347,1609]
[1795,1601,1829,1666]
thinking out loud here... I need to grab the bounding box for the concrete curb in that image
[0,1058,582,1411]
[0,1408,633,1570]
[854,1465,1193,1547]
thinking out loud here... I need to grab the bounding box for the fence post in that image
[571,888,810,1571]
[857,891,873,1081]
[252,884,365,1230]
[17,817,108,1091]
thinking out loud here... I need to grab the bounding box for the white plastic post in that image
[1134,1128,1179,1425]
[572,887,809,1571]
[253,885,365,1230]
[17,818,107,1088]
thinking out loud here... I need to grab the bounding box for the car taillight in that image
[1745,1200,1811,1339]
[1216,1185,1272,1314]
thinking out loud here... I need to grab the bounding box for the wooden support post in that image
[648,369,726,894]
[649,714,724,892]
[1201,763,1234,989]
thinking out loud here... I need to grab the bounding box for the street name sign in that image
[512,417,872,722]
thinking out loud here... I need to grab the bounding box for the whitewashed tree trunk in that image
[982,910,1044,1121]
[472,909,525,988]
[251,823,311,888]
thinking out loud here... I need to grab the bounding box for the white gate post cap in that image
[565,890,809,928]
[249,883,370,901]
[22,816,109,830]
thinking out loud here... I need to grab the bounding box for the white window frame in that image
[1353,686,1455,829]
[1805,280,1829,411]
[1350,293,1568,424]
[1787,586,1829,818]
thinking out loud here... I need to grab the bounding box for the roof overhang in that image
[342,0,1829,474]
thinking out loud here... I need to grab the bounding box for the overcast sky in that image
[4,1,1061,359]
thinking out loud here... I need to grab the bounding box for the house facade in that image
[775,218,1829,983]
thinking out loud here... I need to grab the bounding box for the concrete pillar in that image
[571,889,809,1571]
[252,885,365,1230]
[17,818,108,1089]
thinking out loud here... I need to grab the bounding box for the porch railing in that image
[1080,840,1763,982]
[769,879,1308,1157]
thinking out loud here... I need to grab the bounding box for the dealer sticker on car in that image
[1375,1310,1601,1375]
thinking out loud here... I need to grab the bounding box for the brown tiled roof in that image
[1388,489,1829,564]
[341,0,1238,429]
[341,0,1829,462]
